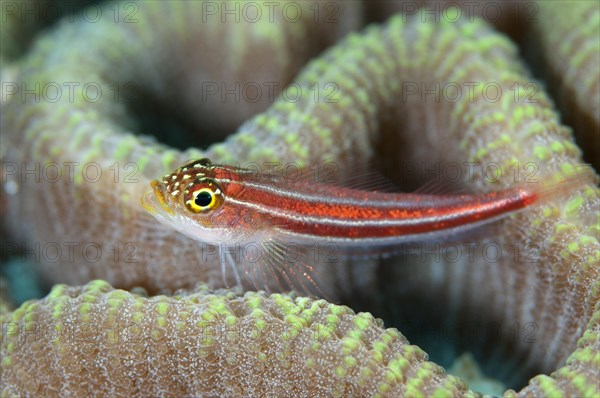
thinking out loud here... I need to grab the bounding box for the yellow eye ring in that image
[183,179,223,213]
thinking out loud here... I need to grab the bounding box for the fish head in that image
[142,158,242,244]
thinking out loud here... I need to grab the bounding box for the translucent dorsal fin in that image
[257,159,403,193]
[412,178,470,196]
[336,169,401,192]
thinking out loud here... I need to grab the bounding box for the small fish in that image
[142,158,588,295]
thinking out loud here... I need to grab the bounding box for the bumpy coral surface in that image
[1,0,599,396]
[0,280,475,397]
[529,1,600,170]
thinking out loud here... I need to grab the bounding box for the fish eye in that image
[183,178,223,213]
[195,190,213,207]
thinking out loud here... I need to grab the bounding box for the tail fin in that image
[525,163,597,207]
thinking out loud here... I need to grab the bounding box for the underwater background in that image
[1,1,599,396]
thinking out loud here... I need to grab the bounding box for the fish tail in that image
[524,163,597,207]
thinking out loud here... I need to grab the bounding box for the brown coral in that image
[527,1,600,170]
[1,0,599,396]
[0,280,475,397]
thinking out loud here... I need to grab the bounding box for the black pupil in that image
[195,191,213,207]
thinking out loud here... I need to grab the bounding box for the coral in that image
[0,0,97,63]
[528,1,600,170]
[447,353,505,396]
[0,280,476,397]
[1,0,599,396]
[505,300,600,397]
[1,282,598,397]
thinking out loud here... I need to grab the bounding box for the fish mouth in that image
[141,180,175,216]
